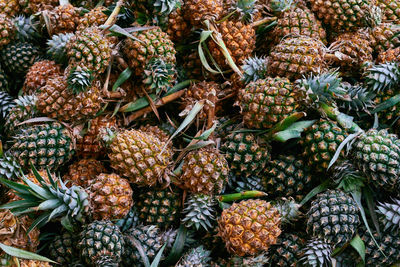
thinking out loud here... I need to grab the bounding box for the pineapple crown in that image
[241,56,268,84]
[332,160,366,193]
[181,194,216,231]
[143,57,176,94]
[364,62,400,93]
[153,0,180,16]
[301,239,332,267]
[46,33,74,65]
[0,91,15,118]
[0,166,91,232]
[229,253,269,267]
[336,82,375,116]
[177,246,212,267]
[270,0,294,13]
[296,70,350,108]
[0,152,22,181]
[228,0,259,23]
[13,15,41,43]
[13,94,38,109]
[98,126,118,146]
[376,198,400,232]
[67,66,95,94]
[272,197,301,224]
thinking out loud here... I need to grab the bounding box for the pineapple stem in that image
[218,191,267,202]
[319,103,363,133]
[251,17,277,27]
[266,112,306,138]
[104,0,123,26]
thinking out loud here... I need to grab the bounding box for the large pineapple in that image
[263,154,315,202]
[46,3,80,35]
[122,26,176,76]
[36,72,103,123]
[221,131,271,177]
[22,60,62,94]
[107,129,172,187]
[306,190,360,247]
[179,147,229,195]
[268,35,328,80]
[352,129,400,192]
[9,122,75,171]
[182,193,217,231]
[300,119,348,173]
[66,26,112,74]
[237,76,298,129]
[76,5,108,31]
[217,199,281,256]
[308,0,378,31]
[78,220,124,266]
[136,188,181,229]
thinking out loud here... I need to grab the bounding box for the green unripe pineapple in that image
[48,231,78,264]
[268,233,306,267]
[0,42,40,75]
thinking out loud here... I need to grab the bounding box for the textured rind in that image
[218,199,281,256]
[183,0,223,27]
[63,158,106,188]
[23,60,62,95]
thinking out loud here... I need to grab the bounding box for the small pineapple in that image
[217,199,281,256]
[78,220,124,266]
[376,198,400,231]
[166,4,191,43]
[88,173,133,221]
[361,228,400,265]
[22,60,62,94]
[48,231,78,265]
[136,188,181,229]
[46,3,80,35]
[377,46,400,63]
[300,119,348,173]
[301,239,332,267]
[9,122,75,171]
[237,76,298,129]
[0,91,15,120]
[179,147,229,195]
[76,5,108,31]
[0,0,21,17]
[63,158,106,188]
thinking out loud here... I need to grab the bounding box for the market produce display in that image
[1,0,400,266]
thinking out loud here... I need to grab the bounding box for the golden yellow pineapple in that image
[167,7,191,43]
[76,5,108,31]
[108,129,173,187]
[36,74,103,123]
[63,158,106,188]
[76,115,118,158]
[0,210,40,253]
[88,173,133,221]
[183,0,223,27]
[0,0,21,17]
[22,60,62,95]
[217,199,281,256]
[179,147,229,195]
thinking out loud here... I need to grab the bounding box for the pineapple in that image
[308,0,378,31]
[352,129,400,192]
[78,220,124,266]
[46,3,80,35]
[122,26,176,77]
[179,147,229,195]
[270,4,326,45]
[0,42,40,75]
[63,158,106,188]
[220,131,271,177]
[300,119,348,173]
[0,14,16,49]
[107,129,172,187]
[116,206,140,233]
[142,57,177,94]
[180,81,221,122]
[76,6,108,31]
[139,123,173,146]
[267,233,306,267]
[377,46,400,63]
[268,36,328,81]
[182,194,216,231]
[237,76,298,129]
[217,199,281,256]
[263,154,315,202]
[371,23,400,54]
[66,26,112,74]
[9,122,75,171]
[0,210,39,252]
[136,188,181,229]
[88,173,133,221]
[3,95,38,138]
[122,224,165,266]
[18,0,58,14]
[183,0,223,27]
[46,32,74,64]
[48,231,78,265]
[35,72,103,123]
[76,115,118,158]
[0,0,21,17]
[0,152,21,183]
[361,228,400,265]
[166,5,191,43]
[306,190,360,247]
[22,60,62,94]
[377,0,400,23]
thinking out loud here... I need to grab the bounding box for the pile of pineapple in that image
[1,0,400,266]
